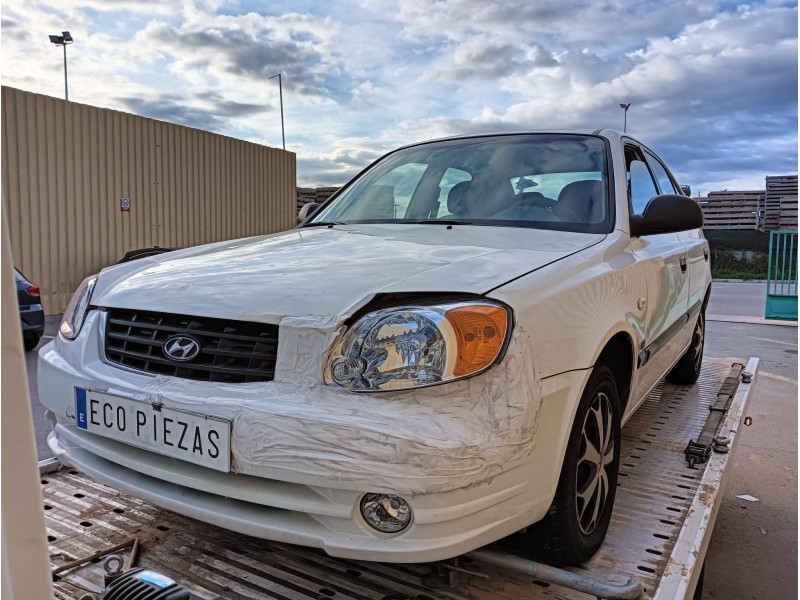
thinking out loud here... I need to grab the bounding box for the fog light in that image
[360,493,412,533]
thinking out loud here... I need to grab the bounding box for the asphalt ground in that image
[708,281,767,318]
[23,282,798,598]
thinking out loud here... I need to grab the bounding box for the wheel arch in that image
[591,328,637,415]
[702,283,712,312]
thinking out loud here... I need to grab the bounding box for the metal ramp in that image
[43,357,757,600]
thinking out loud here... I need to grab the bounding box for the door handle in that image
[680,256,687,273]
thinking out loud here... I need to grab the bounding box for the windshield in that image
[309,134,611,233]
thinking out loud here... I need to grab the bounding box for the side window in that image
[644,151,679,195]
[629,160,658,214]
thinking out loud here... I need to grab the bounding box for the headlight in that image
[326,301,510,391]
[59,275,98,340]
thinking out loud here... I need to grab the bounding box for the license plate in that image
[75,388,231,472]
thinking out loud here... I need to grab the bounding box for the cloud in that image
[0,0,795,196]
[33,0,180,14]
[193,91,269,117]
[381,0,714,51]
[116,94,226,130]
[138,11,345,98]
[389,3,797,192]
[423,37,562,84]
[1,17,27,41]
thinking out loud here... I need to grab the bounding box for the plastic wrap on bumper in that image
[38,310,544,495]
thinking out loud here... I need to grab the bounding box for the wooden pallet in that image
[699,191,764,230]
[765,176,798,230]
[296,187,340,213]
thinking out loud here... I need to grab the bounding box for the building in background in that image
[1,86,296,314]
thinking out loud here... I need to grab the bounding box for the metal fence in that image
[766,230,798,320]
[1,86,296,314]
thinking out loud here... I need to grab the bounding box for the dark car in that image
[15,268,45,351]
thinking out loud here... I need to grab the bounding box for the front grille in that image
[104,308,279,383]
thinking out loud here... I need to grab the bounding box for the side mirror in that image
[680,184,691,196]
[630,194,704,237]
[297,202,320,224]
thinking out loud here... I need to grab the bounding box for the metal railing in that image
[765,230,798,320]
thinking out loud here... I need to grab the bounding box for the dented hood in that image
[92,224,604,324]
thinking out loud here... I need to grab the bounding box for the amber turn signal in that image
[445,305,508,376]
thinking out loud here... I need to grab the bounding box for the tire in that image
[666,310,704,385]
[23,334,41,352]
[524,364,621,565]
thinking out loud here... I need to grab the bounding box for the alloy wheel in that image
[575,391,615,536]
[691,314,705,370]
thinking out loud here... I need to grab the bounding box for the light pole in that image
[619,103,631,133]
[49,31,74,101]
[268,73,285,150]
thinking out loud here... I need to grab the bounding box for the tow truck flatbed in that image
[41,357,758,600]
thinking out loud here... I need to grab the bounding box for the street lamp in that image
[49,31,73,101]
[268,73,285,150]
[619,103,631,133]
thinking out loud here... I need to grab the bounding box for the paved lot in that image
[708,281,767,318]
[701,321,797,599]
[24,282,797,598]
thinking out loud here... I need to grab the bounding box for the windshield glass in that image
[309,134,610,233]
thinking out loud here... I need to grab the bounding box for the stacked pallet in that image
[765,175,798,230]
[296,187,340,213]
[699,190,765,230]
[314,187,339,203]
[296,187,318,213]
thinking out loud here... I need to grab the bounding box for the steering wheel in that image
[553,202,582,222]
[510,192,557,212]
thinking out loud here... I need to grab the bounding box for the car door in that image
[643,148,709,310]
[624,144,690,411]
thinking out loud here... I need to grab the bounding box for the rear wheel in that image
[666,310,704,385]
[524,364,621,565]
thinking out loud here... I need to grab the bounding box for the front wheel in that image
[666,310,705,385]
[524,364,621,565]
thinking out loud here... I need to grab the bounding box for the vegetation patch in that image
[710,252,768,280]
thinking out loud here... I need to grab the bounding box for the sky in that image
[1,0,797,194]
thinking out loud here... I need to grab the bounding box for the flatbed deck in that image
[41,357,758,600]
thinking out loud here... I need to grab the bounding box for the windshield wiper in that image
[403,219,474,225]
[302,221,347,227]
[304,219,474,227]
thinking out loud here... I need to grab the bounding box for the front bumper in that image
[38,309,587,561]
[48,425,544,562]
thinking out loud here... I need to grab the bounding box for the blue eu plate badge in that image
[76,388,88,430]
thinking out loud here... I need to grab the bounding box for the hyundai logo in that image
[162,335,201,362]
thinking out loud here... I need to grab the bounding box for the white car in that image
[39,130,710,565]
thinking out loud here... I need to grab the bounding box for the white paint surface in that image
[37,130,713,561]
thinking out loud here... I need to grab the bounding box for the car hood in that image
[92,225,604,324]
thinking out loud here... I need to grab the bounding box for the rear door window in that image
[644,150,680,195]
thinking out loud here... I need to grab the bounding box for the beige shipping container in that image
[1,86,296,314]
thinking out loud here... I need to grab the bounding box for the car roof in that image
[393,129,633,152]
